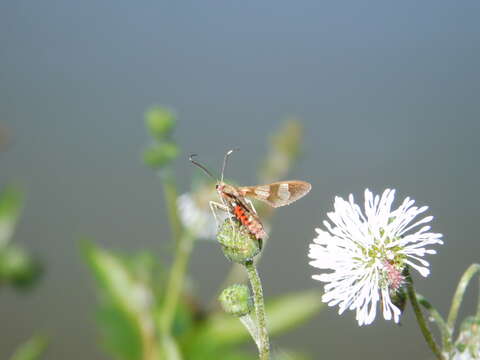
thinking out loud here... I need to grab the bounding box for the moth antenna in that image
[221,148,239,183]
[189,154,215,179]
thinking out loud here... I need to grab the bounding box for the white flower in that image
[308,189,443,326]
[177,181,230,240]
[177,192,219,240]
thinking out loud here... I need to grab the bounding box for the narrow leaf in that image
[0,186,23,247]
[10,335,48,360]
[81,241,160,360]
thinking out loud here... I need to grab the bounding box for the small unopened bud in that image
[145,107,176,140]
[143,142,179,169]
[219,284,253,317]
[0,245,42,288]
[217,219,261,264]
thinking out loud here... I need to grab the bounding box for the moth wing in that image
[239,180,311,208]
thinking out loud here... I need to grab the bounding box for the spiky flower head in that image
[217,218,261,264]
[308,189,443,326]
[219,284,253,317]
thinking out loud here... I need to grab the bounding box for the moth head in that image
[189,149,239,198]
[216,182,236,199]
[215,182,224,194]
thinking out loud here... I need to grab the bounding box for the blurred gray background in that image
[1,1,479,359]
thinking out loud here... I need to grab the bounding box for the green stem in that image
[447,263,480,330]
[405,268,444,360]
[159,231,195,335]
[160,169,182,245]
[157,168,195,359]
[159,333,182,360]
[416,293,452,352]
[477,272,480,319]
[245,261,270,360]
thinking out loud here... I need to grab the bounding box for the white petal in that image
[308,188,441,326]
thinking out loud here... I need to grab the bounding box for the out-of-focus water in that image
[1,1,479,359]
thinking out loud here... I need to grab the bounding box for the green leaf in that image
[96,304,144,360]
[81,241,159,360]
[198,289,323,346]
[181,339,253,360]
[216,352,253,360]
[0,186,23,247]
[264,289,324,336]
[10,335,48,360]
[273,349,310,360]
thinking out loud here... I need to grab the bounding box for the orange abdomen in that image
[232,205,266,240]
[233,205,250,226]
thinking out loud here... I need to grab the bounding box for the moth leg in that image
[245,198,258,215]
[209,201,229,227]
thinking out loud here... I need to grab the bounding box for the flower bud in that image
[145,107,176,140]
[0,245,42,288]
[216,219,261,264]
[143,142,179,169]
[219,284,253,317]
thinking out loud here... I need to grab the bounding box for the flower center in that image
[359,231,407,290]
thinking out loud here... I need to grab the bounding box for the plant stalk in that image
[405,267,444,360]
[447,263,480,329]
[416,293,452,352]
[245,261,270,360]
[160,169,182,245]
[159,231,195,335]
[158,168,195,359]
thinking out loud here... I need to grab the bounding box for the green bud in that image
[145,107,176,140]
[216,219,261,264]
[219,284,253,317]
[0,245,42,288]
[143,142,179,169]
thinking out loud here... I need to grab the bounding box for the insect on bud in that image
[216,218,261,264]
[219,284,253,317]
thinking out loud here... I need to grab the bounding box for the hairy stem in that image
[245,261,270,360]
[405,267,444,360]
[447,263,480,329]
[416,293,452,352]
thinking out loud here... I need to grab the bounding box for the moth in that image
[189,149,311,240]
